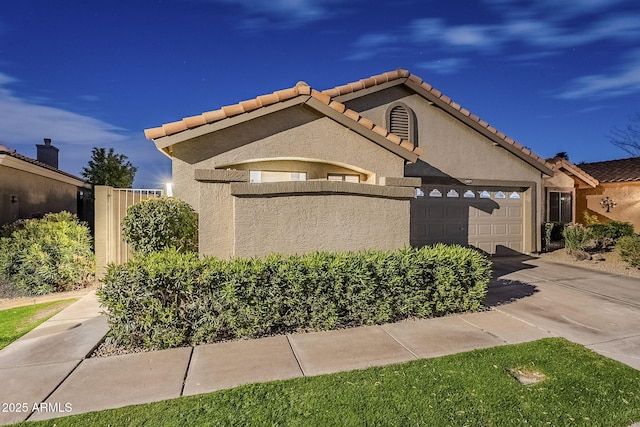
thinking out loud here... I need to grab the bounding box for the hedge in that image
[98,245,492,350]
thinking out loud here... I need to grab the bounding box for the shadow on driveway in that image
[484,255,539,308]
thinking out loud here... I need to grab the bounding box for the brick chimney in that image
[36,138,59,168]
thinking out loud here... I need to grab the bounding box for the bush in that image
[122,197,198,254]
[562,223,592,255]
[0,212,94,295]
[618,235,640,268]
[589,221,634,250]
[98,244,492,350]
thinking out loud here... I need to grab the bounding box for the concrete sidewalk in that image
[0,290,554,424]
[1,256,640,424]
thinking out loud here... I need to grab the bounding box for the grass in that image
[17,338,640,426]
[0,299,77,350]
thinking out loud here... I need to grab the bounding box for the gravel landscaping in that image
[537,246,640,279]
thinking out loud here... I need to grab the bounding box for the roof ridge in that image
[145,81,313,140]
[145,79,421,157]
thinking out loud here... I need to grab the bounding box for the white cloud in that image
[416,58,468,75]
[207,0,346,27]
[0,74,128,147]
[345,33,399,61]
[558,51,640,98]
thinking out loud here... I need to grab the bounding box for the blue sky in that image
[1,0,639,187]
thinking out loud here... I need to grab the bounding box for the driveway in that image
[488,256,640,370]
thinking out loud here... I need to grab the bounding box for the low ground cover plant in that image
[121,197,198,254]
[99,244,492,350]
[0,212,94,295]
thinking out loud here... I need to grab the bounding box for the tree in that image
[554,152,569,160]
[610,113,640,157]
[82,147,137,188]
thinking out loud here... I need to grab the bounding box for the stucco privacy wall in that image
[577,183,640,231]
[233,190,410,258]
[171,106,407,209]
[195,175,416,259]
[343,86,545,253]
[0,163,79,226]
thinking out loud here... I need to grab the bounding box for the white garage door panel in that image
[411,185,525,255]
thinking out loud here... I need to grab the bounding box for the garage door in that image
[411,185,524,255]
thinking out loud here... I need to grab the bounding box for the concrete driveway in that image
[488,256,640,370]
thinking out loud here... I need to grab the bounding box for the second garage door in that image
[411,185,525,255]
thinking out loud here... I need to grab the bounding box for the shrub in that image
[589,221,634,250]
[99,245,492,350]
[583,210,600,226]
[0,212,94,295]
[562,223,592,255]
[121,197,198,254]
[618,235,640,268]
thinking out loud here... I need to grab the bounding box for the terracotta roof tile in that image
[358,116,374,130]
[328,101,346,113]
[145,78,419,159]
[344,108,360,122]
[579,157,640,183]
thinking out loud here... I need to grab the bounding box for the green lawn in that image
[0,299,77,350]
[18,338,640,426]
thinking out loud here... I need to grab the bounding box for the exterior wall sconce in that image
[11,195,18,203]
[600,196,617,212]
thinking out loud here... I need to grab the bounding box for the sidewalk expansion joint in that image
[285,335,306,377]
[180,346,195,396]
[493,308,557,337]
[377,325,420,360]
[24,359,84,422]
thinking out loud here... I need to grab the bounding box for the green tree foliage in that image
[122,197,198,254]
[0,212,94,295]
[82,147,137,188]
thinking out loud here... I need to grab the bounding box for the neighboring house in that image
[0,139,90,226]
[146,69,568,258]
[544,157,599,224]
[576,157,640,231]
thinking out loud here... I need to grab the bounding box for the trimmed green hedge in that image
[99,245,492,350]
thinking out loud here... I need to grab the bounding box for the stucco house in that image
[576,157,640,231]
[0,139,90,227]
[146,69,576,258]
[544,157,599,224]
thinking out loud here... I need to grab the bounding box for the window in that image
[549,191,572,223]
[386,102,417,145]
[249,171,306,183]
[327,174,360,183]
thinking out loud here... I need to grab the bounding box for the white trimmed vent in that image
[389,106,410,140]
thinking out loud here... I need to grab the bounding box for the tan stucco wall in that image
[170,105,407,213]
[544,170,575,189]
[0,165,79,226]
[232,193,410,258]
[577,183,640,231]
[198,182,236,258]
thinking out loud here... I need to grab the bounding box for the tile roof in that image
[323,69,554,173]
[144,82,422,157]
[0,144,86,183]
[578,157,640,183]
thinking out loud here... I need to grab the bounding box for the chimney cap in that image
[43,138,52,145]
